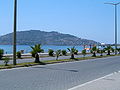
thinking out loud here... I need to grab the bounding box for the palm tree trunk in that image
[71,53,74,59]
[56,56,58,60]
[107,50,110,55]
[0,55,2,60]
[5,63,8,66]
[35,53,40,63]
[92,52,96,57]
[100,52,103,56]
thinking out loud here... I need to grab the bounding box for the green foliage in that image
[100,50,104,56]
[62,50,67,56]
[4,57,10,66]
[31,51,36,58]
[104,46,113,55]
[92,46,97,51]
[82,49,86,57]
[97,48,100,53]
[67,47,76,59]
[31,44,44,54]
[111,48,115,53]
[97,48,103,56]
[74,49,78,55]
[55,49,61,60]
[0,49,4,60]
[91,46,97,57]
[117,48,120,54]
[48,49,54,56]
[67,47,76,54]
[30,44,44,63]
[90,50,93,53]
[17,51,21,58]
[102,49,106,53]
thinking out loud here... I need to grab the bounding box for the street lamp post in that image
[13,0,17,65]
[105,2,120,55]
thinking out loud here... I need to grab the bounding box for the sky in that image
[0,0,120,44]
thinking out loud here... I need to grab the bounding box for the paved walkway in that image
[69,71,120,90]
[0,54,93,65]
[0,53,113,65]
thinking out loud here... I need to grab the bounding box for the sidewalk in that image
[69,71,120,90]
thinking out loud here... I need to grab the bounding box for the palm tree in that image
[117,48,120,54]
[97,48,103,56]
[67,47,76,59]
[91,46,97,57]
[55,49,61,60]
[30,44,44,63]
[100,50,104,56]
[0,49,4,60]
[82,49,86,58]
[104,46,113,55]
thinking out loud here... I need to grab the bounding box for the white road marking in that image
[68,71,120,90]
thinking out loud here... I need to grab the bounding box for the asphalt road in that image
[0,56,120,90]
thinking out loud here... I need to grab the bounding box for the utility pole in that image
[105,2,120,55]
[13,0,17,65]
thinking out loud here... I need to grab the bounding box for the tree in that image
[91,46,97,57]
[82,49,86,58]
[55,49,61,60]
[117,48,120,54]
[74,49,78,55]
[62,50,67,56]
[97,48,103,56]
[0,49,4,60]
[104,46,113,55]
[100,50,104,56]
[67,47,76,59]
[48,49,54,56]
[4,57,10,66]
[30,44,44,63]
[17,51,21,58]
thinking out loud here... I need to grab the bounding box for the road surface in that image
[0,56,120,90]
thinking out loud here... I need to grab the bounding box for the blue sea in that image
[0,45,88,54]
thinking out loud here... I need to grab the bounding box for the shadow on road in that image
[32,66,79,73]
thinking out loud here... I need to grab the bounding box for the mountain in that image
[0,30,100,45]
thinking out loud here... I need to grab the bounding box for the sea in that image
[0,45,90,54]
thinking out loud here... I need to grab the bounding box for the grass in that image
[0,54,120,70]
[2,55,50,60]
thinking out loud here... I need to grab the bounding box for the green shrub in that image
[62,50,67,56]
[4,57,10,66]
[17,51,21,58]
[0,49,4,60]
[31,51,35,58]
[111,48,115,53]
[82,49,86,57]
[48,49,54,56]
[117,48,120,54]
[97,48,100,53]
[74,49,78,55]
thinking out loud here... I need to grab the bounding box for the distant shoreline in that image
[0,45,87,54]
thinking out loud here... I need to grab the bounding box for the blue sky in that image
[0,0,120,44]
